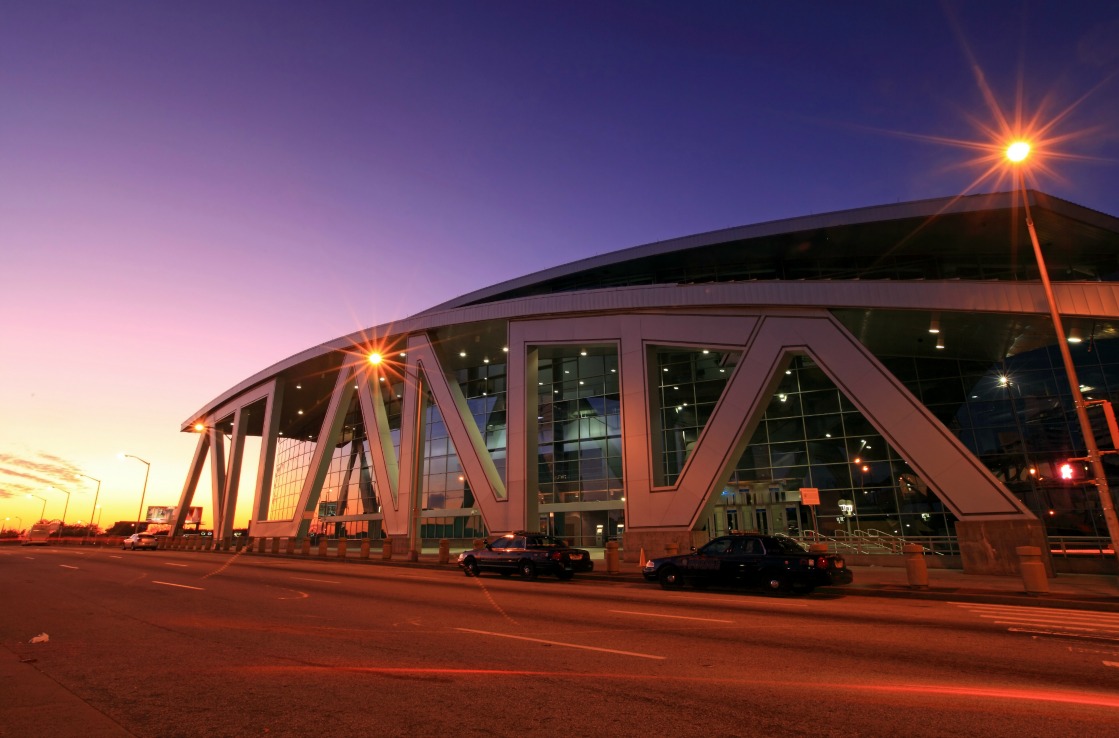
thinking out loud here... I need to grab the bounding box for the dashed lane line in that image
[456,627,666,660]
[152,581,204,591]
[609,609,734,623]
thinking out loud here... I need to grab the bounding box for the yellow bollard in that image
[337,538,347,558]
[1016,545,1049,595]
[903,543,928,589]
[438,539,450,564]
[381,537,393,560]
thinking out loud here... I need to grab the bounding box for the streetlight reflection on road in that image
[1006,140,1119,573]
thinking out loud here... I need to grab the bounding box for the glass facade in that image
[268,435,315,521]
[180,195,1117,566]
[536,348,623,504]
[710,356,955,543]
[654,347,738,486]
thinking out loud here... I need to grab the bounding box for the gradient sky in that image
[2,1,1117,532]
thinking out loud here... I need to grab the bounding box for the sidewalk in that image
[812,563,1119,611]
[0,644,131,737]
[218,540,1119,611]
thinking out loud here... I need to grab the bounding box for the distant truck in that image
[22,522,57,545]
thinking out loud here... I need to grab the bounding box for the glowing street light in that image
[120,453,151,533]
[5,516,23,535]
[77,473,102,544]
[1007,141,1119,571]
[1006,140,1030,163]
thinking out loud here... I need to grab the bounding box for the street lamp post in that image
[48,486,71,541]
[1008,142,1119,573]
[28,493,47,524]
[122,454,151,533]
[5,516,23,536]
[77,473,102,544]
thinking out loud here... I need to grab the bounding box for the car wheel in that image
[557,570,574,580]
[462,558,479,577]
[657,565,683,589]
[518,560,537,579]
[121,545,126,550]
[765,573,788,592]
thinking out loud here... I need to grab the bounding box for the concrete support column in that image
[301,537,310,555]
[955,519,1052,576]
[285,537,295,555]
[271,537,280,554]
[622,530,706,564]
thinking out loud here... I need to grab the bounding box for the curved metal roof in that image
[422,189,1119,312]
[182,190,1119,430]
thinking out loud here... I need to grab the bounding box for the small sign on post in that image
[799,487,820,535]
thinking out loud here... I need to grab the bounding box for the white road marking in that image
[456,627,666,660]
[1009,628,1119,642]
[1104,661,1119,668]
[165,563,189,567]
[953,603,1119,642]
[152,581,204,591]
[994,620,1109,632]
[675,593,809,608]
[609,609,733,623]
[59,564,78,570]
[291,577,340,584]
[278,590,310,600]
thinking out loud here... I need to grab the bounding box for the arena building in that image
[172,190,1119,575]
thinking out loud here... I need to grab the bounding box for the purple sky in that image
[2,1,1117,530]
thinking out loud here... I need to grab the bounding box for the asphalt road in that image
[3,546,1119,738]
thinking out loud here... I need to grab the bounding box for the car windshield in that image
[764,537,808,554]
[526,536,568,548]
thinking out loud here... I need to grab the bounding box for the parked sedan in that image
[458,532,594,580]
[642,533,852,593]
[121,533,158,550]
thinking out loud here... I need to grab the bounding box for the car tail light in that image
[817,556,830,569]
[551,551,563,561]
